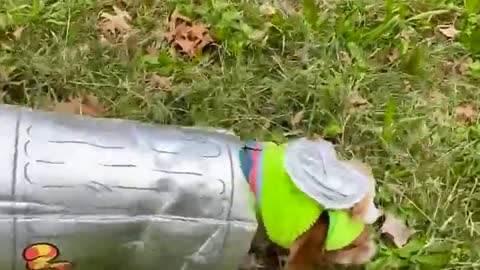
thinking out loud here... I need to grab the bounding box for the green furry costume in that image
[240,141,365,250]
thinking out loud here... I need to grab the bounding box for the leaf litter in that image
[291,110,305,127]
[52,95,105,117]
[98,6,133,44]
[12,27,25,41]
[381,212,415,248]
[147,74,172,91]
[164,10,214,58]
[387,48,400,63]
[455,103,478,124]
[438,25,460,39]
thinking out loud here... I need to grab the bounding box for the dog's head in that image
[286,213,376,270]
[286,158,380,270]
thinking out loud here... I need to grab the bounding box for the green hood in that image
[242,141,365,250]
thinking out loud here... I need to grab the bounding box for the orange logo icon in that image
[23,243,72,270]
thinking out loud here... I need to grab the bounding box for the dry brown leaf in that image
[98,6,132,43]
[12,27,25,40]
[399,29,414,41]
[349,93,368,107]
[260,4,276,16]
[387,48,399,63]
[53,95,104,117]
[403,80,412,92]
[169,9,191,31]
[164,10,213,58]
[172,38,196,56]
[164,11,191,43]
[438,25,460,38]
[189,24,214,47]
[338,50,352,65]
[381,212,415,247]
[454,58,473,75]
[146,43,159,57]
[455,103,478,123]
[148,74,172,91]
[457,62,470,75]
[291,110,304,127]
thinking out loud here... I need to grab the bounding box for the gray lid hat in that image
[284,138,370,209]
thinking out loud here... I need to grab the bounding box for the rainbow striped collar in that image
[239,140,265,204]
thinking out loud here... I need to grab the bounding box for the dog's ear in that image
[323,228,377,265]
[342,160,382,224]
[286,215,329,270]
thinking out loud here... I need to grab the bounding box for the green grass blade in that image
[465,0,480,13]
[303,0,319,28]
[361,15,400,42]
[382,98,396,143]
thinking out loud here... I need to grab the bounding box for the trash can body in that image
[0,104,257,270]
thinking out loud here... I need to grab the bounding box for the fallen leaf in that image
[387,48,400,63]
[164,10,213,58]
[381,212,415,247]
[99,34,110,46]
[399,29,414,41]
[172,36,196,56]
[348,92,370,113]
[98,6,132,43]
[12,27,25,40]
[349,93,368,107]
[455,103,478,123]
[457,62,470,75]
[403,80,412,92]
[260,4,276,16]
[438,25,460,39]
[146,43,159,57]
[291,110,304,127]
[148,74,172,91]
[338,50,352,65]
[53,95,104,117]
[168,9,191,31]
[454,58,473,75]
[115,0,128,9]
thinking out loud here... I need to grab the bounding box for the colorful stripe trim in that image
[257,144,264,204]
[239,141,264,203]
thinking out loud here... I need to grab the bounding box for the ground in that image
[1,0,480,269]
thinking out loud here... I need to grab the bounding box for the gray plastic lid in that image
[284,138,369,209]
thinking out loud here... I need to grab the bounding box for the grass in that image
[1,0,480,269]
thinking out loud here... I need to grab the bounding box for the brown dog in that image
[286,214,376,270]
[240,138,381,270]
[285,159,380,270]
